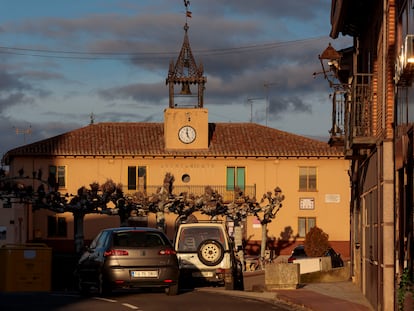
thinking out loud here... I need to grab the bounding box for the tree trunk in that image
[233,224,245,271]
[74,212,85,255]
[156,211,165,232]
[261,222,267,260]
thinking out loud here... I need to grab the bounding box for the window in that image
[48,165,66,189]
[128,166,147,191]
[128,166,137,190]
[299,166,317,191]
[138,166,147,192]
[47,216,67,237]
[298,217,316,237]
[226,167,245,191]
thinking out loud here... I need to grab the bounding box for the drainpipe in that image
[379,0,387,308]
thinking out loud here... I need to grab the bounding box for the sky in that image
[0,0,351,159]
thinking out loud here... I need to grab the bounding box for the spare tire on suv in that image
[174,221,243,290]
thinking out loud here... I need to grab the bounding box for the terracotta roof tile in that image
[4,122,343,161]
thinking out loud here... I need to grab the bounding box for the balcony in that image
[124,184,256,203]
[344,73,376,158]
[328,90,346,147]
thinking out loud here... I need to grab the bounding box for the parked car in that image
[77,227,180,296]
[174,221,243,290]
[287,244,344,268]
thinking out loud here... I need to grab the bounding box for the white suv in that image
[174,221,243,290]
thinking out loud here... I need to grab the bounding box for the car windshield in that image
[177,227,225,252]
[292,246,306,256]
[112,231,166,248]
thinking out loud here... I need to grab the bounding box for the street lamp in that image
[317,43,342,88]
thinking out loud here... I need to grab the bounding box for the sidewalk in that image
[272,282,374,311]
[199,271,374,311]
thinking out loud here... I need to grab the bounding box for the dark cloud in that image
[98,82,165,103]
[195,0,327,21]
[0,72,30,91]
[0,93,26,112]
[270,96,312,116]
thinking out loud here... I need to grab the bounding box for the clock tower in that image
[164,5,208,150]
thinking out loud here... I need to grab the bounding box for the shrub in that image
[304,226,330,257]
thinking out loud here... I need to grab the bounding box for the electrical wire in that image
[0,36,326,61]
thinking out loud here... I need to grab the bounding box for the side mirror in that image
[83,245,94,253]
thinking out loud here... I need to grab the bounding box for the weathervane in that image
[184,0,192,21]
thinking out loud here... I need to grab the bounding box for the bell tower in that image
[164,2,208,150]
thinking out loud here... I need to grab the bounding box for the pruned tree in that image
[197,186,226,220]
[226,187,258,271]
[252,187,285,261]
[1,171,286,267]
[148,173,175,232]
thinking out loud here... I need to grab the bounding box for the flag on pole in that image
[186,11,192,18]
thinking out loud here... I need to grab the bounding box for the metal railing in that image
[124,184,256,202]
[344,73,375,153]
[351,73,373,138]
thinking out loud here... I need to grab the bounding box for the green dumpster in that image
[0,243,52,292]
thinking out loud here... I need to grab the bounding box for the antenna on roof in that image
[13,125,32,144]
[90,112,95,125]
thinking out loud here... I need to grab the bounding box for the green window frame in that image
[299,166,317,191]
[226,167,245,191]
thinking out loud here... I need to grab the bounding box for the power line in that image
[0,36,326,61]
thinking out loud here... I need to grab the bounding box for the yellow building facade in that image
[2,116,350,258]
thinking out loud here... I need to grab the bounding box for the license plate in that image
[131,270,158,278]
[192,271,214,278]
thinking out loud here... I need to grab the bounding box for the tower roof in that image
[167,23,204,82]
[166,3,206,108]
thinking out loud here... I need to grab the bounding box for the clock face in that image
[178,126,196,144]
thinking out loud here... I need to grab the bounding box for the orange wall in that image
[7,154,350,258]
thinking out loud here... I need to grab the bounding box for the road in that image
[0,288,303,311]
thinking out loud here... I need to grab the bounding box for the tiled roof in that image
[4,122,343,161]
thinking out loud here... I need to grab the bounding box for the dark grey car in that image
[77,227,180,296]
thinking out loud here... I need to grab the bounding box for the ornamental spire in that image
[166,1,206,108]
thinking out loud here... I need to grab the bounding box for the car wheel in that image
[97,272,111,296]
[235,274,244,290]
[197,239,224,266]
[224,274,235,290]
[165,283,179,296]
[78,275,90,296]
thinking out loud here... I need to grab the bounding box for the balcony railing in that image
[344,73,376,157]
[328,90,346,147]
[124,184,256,203]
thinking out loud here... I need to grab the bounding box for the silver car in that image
[77,227,180,296]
